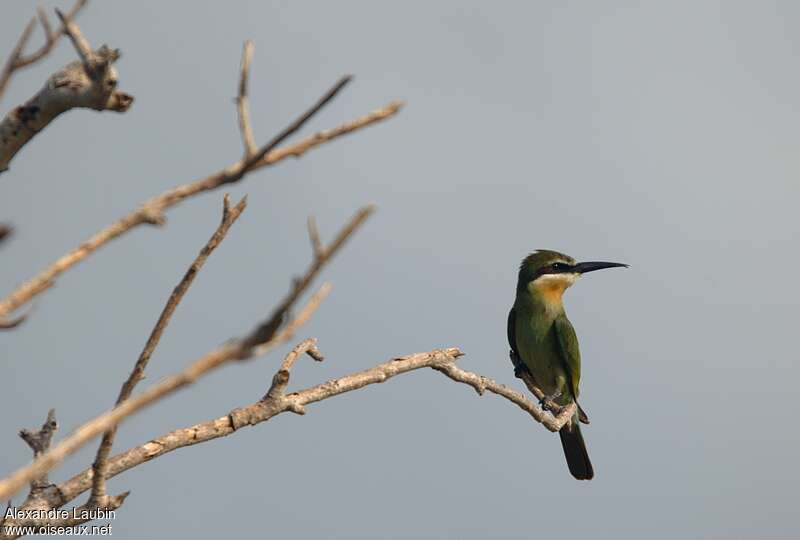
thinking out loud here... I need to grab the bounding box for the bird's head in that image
[517,249,628,305]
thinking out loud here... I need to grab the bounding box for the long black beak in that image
[573,261,629,274]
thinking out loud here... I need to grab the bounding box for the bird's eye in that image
[551,262,570,272]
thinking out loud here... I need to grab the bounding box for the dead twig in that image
[242,205,373,354]
[307,216,323,258]
[17,410,58,494]
[0,5,133,174]
[264,338,324,403]
[2,410,128,539]
[0,77,400,320]
[54,9,93,66]
[0,343,576,533]
[0,1,88,103]
[0,4,133,173]
[431,363,576,431]
[236,40,257,158]
[89,194,247,507]
[47,346,571,515]
[0,284,330,503]
[0,203,371,501]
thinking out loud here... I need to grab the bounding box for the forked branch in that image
[89,194,248,507]
[3,345,572,527]
[0,0,88,103]
[0,59,401,323]
[0,203,373,501]
[0,4,133,174]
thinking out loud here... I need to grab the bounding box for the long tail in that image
[558,420,594,480]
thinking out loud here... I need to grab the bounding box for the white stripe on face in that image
[532,272,579,287]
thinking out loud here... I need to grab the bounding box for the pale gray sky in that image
[2,1,799,539]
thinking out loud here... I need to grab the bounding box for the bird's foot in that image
[538,390,562,412]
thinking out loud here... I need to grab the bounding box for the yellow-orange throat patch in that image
[530,274,577,305]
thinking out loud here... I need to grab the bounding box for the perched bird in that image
[507,250,627,480]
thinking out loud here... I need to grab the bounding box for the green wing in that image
[507,306,517,355]
[507,306,526,375]
[554,314,582,400]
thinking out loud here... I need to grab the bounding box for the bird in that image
[507,249,627,480]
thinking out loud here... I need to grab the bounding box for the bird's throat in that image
[524,274,576,314]
[535,281,567,305]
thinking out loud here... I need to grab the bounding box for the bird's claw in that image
[538,390,562,412]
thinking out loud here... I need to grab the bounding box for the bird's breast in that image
[514,307,567,398]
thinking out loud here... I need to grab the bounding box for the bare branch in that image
[45,347,572,514]
[0,283,330,502]
[17,410,58,494]
[0,9,133,174]
[0,18,37,102]
[54,9,92,66]
[431,363,576,432]
[41,348,466,512]
[236,40,257,157]
[18,410,58,458]
[0,343,578,532]
[256,101,403,165]
[243,205,373,354]
[89,195,247,506]
[0,88,399,321]
[307,216,323,258]
[0,199,371,500]
[11,8,55,71]
[265,338,324,402]
[9,1,88,71]
[240,75,352,173]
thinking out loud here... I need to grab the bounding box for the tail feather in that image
[558,422,594,480]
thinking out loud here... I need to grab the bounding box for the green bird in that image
[507,250,627,480]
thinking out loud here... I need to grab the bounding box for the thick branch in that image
[41,347,572,515]
[0,11,133,174]
[89,195,247,506]
[0,344,578,537]
[0,89,400,320]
